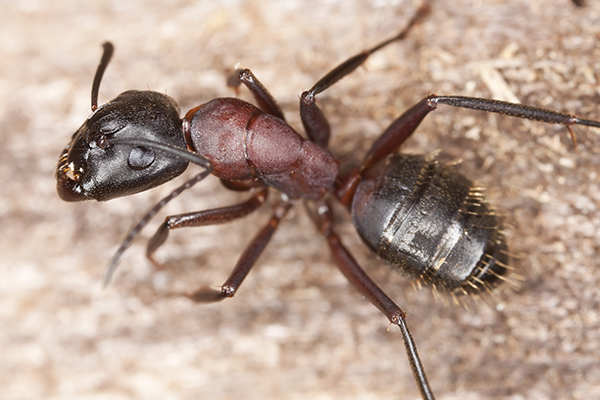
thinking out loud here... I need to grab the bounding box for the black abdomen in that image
[352,154,509,294]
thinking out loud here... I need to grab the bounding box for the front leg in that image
[147,187,269,264]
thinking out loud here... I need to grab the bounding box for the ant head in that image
[57,89,189,201]
[56,42,209,202]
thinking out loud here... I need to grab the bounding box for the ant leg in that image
[362,94,600,165]
[335,96,436,205]
[307,199,435,400]
[431,95,600,148]
[300,2,430,147]
[186,198,294,303]
[335,93,600,206]
[146,187,269,264]
[220,177,265,192]
[228,68,286,121]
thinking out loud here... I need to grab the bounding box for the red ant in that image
[56,4,599,399]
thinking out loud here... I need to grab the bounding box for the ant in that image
[56,3,599,399]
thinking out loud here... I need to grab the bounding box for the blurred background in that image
[1,0,599,399]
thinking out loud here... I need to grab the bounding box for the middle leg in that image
[300,2,431,147]
[185,198,295,302]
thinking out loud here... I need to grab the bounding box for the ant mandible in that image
[56,3,600,399]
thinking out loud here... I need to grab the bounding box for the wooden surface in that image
[1,1,599,399]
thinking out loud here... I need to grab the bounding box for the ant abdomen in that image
[351,154,510,294]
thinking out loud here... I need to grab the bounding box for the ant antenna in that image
[101,138,214,288]
[102,165,213,289]
[91,42,114,111]
[107,137,215,168]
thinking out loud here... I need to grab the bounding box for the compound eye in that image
[128,146,156,170]
[97,135,109,148]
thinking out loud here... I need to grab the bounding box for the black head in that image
[57,90,188,201]
[57,43,214,287]
[57,42,192,202]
